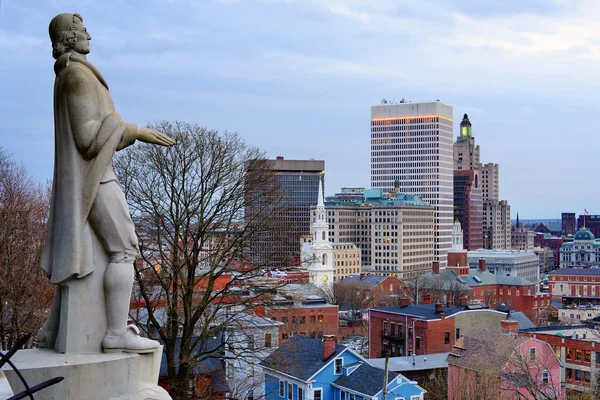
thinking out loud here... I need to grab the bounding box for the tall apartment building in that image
[453,114,511,250]
[371,101,453,268]
[247,156,324,267]
[311,188,435,280]
[561,212,576,235]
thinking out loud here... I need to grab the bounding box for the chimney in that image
[276,156,284,160]
[322,335,337,361]
[478,258,486,272]
[440,313,445,320]
[400,298,408,308]
[255,305,265,317]
[432,261,440,275]
[435,303,443,314]
[500,320,519,335]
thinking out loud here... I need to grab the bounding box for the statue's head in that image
[49,13,91,59]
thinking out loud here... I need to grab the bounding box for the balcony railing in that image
[381,330,404,340]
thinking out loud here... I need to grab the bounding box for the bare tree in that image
[0,147,53,350]
[114,121,285,400]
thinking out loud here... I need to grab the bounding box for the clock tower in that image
[306,174,334,288]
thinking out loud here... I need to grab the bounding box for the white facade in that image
[559,228,600,267]
[371,101,454,268]
[467,249,540,283]
[306,176,334,287]
[225,314,283,400]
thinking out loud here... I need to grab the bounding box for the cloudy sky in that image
[1,0,598,219]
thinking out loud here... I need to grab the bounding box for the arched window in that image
[322,254,327,265]
[322,231,326,241]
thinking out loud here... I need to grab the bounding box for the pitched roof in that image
[507,311,536,330]
[333,363,397,397]
[421,268,536,288]
[446,329,528,373]
[259,335,346,381]
[550,268,600,276]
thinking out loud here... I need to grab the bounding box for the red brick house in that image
[263,296,339,344]
[549,267,600,305]
[367,303,535,358]
[415,259,551,323]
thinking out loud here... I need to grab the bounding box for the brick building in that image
[419,257,551,323]
[577,214,600,238]
[534,233,563,268]
[520,325,600,394]
[562,212,576,235]
[549,267,600,306]
[263,296,339,343]
[367,304,534,358]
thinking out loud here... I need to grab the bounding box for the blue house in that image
[260,335,424,400]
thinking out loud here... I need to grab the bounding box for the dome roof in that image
[574,228,595,241]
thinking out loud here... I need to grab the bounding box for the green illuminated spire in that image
[460,113,472,137]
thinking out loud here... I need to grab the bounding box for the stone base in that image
[2,347,171,400]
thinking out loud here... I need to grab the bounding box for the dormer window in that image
[334,358,343,375]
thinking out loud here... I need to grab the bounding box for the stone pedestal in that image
[2,347,170,400]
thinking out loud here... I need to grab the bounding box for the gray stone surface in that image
[39,12,174,355]
[2,347,169,400]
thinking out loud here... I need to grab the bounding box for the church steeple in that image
[313,174,328,244]
[516,212,520,228]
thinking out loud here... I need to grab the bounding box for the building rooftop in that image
[370,304,466,320]
[333,363,397,397]
[468,249,538,260]
[550,267,600,276]
[574,228,595,241]
[368,352,449,372]
[446,329,528,373]
[520,325,600,342]
[345,274,395,288]
[260,335,347,381]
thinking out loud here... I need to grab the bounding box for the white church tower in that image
[452,220,464,250]
[307,174,334,288]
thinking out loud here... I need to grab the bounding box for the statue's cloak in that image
[41,53,136,284]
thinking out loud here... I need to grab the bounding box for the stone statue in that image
[38,12,176,354]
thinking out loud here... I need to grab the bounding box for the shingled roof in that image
[446,329,528,373]
[260,335,347,381]
[333,363,397,397]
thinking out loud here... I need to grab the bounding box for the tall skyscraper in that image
[453,170,483,250]
[453,114,511,250]
[371,101,454,268]
[247,156,324,267]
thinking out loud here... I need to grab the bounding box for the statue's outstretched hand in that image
[137,128,176,146]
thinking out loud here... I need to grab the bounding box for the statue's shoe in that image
[36,329,57,349]
[103,324,161,354]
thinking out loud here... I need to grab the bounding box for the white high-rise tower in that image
[371,101,454,268]
[306,175,334,287]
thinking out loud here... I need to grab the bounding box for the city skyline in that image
[2,0,599,218]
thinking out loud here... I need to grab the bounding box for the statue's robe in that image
[41,53,138,284]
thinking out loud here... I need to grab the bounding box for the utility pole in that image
[382,351,389,400]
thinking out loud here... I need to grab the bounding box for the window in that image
[279,381,284,397]
[566,368,572,380]
[542,370,549,385]
[310,316,316,324]
[298,387,303,400]
[455,328,460,340]
[529,347,536,361]
[416,337,421,350]
[349,394,355,400]
[334,358,343,375]
[576,349,582,361]
[288,383,292,400]
[585,350,591,362]
[313,388,322,400]
[444,332,450,344]
[566,348,573,360]
[585,371,591,383]
[384,321,389,335]
[247,334,255,350]
[265,333,272,348]
[318,315,324,323]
